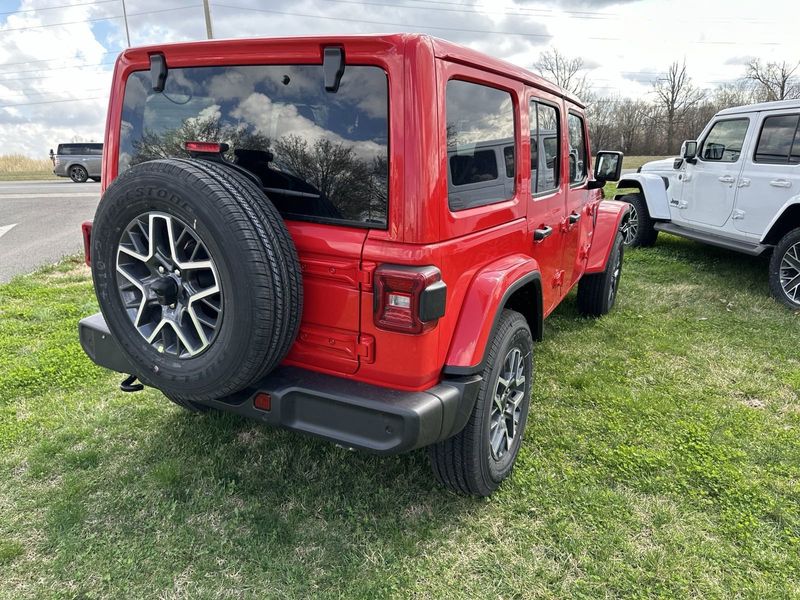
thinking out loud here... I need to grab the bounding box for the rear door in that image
[563,111,591,292]
[527,96,566,314]
[734,110,800,236]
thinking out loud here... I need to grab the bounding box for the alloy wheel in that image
[623,204,639,245]
[780,241,800,305]
[115,212,223,358]
[489,347,527,460]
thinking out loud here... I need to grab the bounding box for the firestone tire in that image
[769,227,800,310]
[577,230,624,317]
[619,193,658,247]
[429,310,533,497]
[91,158,302,402]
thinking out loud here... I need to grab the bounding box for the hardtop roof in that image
[118,33,585,109]
[716,98,800,116]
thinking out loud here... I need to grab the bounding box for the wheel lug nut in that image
[169,303,176,309]
[174,269,181,277]
[157,266,165,274]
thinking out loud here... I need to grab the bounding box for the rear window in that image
[58,143,103,156]
[754,114,800,164]
[119,64,389,228]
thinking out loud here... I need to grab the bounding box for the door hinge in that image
[358,263,375,288]
[552,269,565,288]
[732,209,745,220]
[356,335,375,363]
[579,242,592,260]
[559,219,569,233]
[737,178,751,188]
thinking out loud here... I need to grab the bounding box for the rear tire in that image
[619,193,657,247]
[577,230,624,317]
[769,227,800,310]
[429,310,533,497]
[91,158,302,402]
[69,165,88,183]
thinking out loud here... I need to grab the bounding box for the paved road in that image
[0,180,101,283]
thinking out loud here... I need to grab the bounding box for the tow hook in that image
[120,374,144,393]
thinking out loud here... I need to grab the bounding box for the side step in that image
[654,222,770,256]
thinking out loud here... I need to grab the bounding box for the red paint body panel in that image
[100,33,620,393]
[585,200,630,273]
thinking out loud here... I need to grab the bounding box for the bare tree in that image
[745,59,800,101]
[652,60,706,153]
[534,48,591,99]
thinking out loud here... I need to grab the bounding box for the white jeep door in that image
[733,110,800,236]
[682,117,751,228]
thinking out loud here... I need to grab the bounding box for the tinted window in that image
[530,101,560,194]
[755,114,800,164]
[120,65,389,228]
[57,143,102,156]
[701,119,749,163]
[446,80,515,210]
[568,113,587,184]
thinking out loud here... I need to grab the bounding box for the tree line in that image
[534,48,800,156]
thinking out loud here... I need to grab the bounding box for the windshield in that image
[119,64,389,227]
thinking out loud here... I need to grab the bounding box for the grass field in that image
[0,155,57,181]
[622,156,670,171]
[1,239,799,598]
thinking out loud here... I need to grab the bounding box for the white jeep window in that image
[446,80,516,211]
[754,114,800,164]
[700,118,749,163]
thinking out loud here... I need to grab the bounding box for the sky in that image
[0,0,798,158]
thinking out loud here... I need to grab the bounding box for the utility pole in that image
[203,0,214,39]
[121,0,131,47]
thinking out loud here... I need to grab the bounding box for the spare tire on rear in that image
[91,158,302,401]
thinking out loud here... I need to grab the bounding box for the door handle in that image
[718,175,735,184]
[568,212,581,225]
[534,226,553,242]
[770,179,792,188]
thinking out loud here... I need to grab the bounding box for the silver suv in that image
[52,143,103,183]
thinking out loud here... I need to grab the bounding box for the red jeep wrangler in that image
[79,34,628,496]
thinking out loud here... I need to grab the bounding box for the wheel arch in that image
[586,200,630,274]
[615,173,671,220]
[761,200,800,245]
[443,255,542,377]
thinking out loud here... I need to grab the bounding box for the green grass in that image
[1,246,799,599]
[622,156,670,171]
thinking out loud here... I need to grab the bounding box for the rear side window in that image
[754,114,800,164]
[446,79,515,211]
[57,143,102,156]
[567,113,587,184]
[700,119,749,163]
[119,64,389,228]
[530,101,560,194]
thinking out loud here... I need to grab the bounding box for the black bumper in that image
[78,313,481,454]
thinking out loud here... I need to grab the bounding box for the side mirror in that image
[681,140,698,163]
[592,151,623,186]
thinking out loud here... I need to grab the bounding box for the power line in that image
[0,4,199,33]
[211,3,783,46]
[0,0,118,18]
[0,49,123,69]
[0,61,117,80]
[0,96,104,109]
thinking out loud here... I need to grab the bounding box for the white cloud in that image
[1,0,799,158]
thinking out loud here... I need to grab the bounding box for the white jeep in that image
[617,99,800,309]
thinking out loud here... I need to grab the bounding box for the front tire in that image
[619,193,657,247]
[429,310,533,497]
[69,165,88,183]
[577,230,624,317]
[769,228,800,310]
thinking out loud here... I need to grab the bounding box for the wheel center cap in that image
[151,276,179,306]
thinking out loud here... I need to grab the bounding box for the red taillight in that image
[81,220,93,266]
[374,265,446,334]
[184,141,225,153]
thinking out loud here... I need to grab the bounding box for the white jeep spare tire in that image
[91,158,302,401]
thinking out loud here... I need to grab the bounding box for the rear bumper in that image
[78,313,481,454]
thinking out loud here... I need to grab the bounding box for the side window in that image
[446,79,516,211]
[754,114,800,164]
[530,100,560,194]
[567,113,587,185]
[700,119,749,163]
